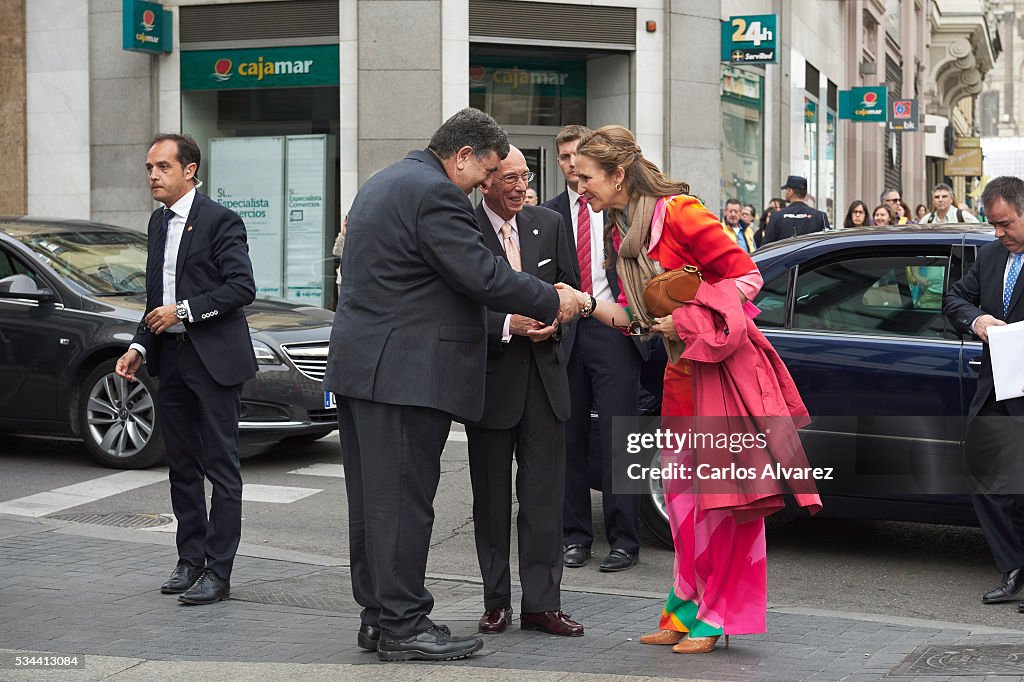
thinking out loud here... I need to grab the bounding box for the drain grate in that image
[890,644,1024,676]
[49,512,172,529]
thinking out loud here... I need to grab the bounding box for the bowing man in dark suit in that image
[116,134,257,605]
[944,175,1024,606]
[467,147,584,637]
[323,109,582,662]
[542,125,646,572]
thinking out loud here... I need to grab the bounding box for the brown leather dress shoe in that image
[478,606,513,633]
[521,610,584,636]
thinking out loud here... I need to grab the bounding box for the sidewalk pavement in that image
[3,514,1024,682]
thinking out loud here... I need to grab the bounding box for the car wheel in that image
[282,428,336,444]
[639,449,673,547]
[79,359,165,469]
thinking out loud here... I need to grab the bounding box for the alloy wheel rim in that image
[85,372,155,458]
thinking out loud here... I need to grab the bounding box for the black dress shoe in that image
[599,548,638,572]
[178,569,230,605]
[478,606,513,633]
[563,544,591,568]
[377,625,483,662]
[357,623,382,651]
[160,559,203,594]
[983,568,1024,603]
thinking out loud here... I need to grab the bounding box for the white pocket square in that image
[537,258,552,267]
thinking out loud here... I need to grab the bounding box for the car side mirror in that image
[0,273,55,303]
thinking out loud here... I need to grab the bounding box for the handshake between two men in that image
[511,282,594,344]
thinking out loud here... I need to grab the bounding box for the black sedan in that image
[0,217,336,469]
[640,224,994,544]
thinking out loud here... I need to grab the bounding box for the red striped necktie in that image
[577,196,592,293]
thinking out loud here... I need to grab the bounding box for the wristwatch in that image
[175,301,188,321]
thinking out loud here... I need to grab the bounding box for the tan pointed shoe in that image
[639,629,686,645]
[672,634,729,654]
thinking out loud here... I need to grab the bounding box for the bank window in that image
[469,55,586,127]
[720,65,764,209]
[792,254,951,338]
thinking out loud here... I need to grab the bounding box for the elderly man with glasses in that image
[465,145,585,637]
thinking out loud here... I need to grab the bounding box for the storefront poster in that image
[285,136,328,307]
[209,137,285,298]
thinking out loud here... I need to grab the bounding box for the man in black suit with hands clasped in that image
[944,175,1024,608]
[323,109,582,662]
[467,146,584,638]
[116,134,257,606]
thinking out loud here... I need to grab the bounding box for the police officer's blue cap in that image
[781,175,808,192]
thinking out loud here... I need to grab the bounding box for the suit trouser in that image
[157,335,243,581]
[968,396,1024,572]
[563,318,642,555]
[466,359,566,613]
[337,396,451,638]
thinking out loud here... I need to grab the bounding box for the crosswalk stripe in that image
[242,484,321,504]
[288,463,344,478]
[0,470,168,518]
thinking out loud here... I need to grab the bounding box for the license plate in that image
[324,391,336,409]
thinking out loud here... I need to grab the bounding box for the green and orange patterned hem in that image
[657,589,724,638]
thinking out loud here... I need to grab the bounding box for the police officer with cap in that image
[762,175,831,245]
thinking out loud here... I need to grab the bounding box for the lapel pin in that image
[187,225,193,232]
[533,229,539,235]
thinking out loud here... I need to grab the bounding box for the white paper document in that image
[987,319,1024,401]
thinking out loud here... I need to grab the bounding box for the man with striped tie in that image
[467,146,583,637]
[944,175,1024,607]
[542,125,647,573]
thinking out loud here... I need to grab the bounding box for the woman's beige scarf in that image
[611,194,686,363]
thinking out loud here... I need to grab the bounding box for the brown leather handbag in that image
[642,265,703,318]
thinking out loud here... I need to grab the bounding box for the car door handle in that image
[968,359,982,370]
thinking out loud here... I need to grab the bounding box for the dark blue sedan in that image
[640,224,994,544]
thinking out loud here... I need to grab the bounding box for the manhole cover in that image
[890,644,1024,676]
[48,512,171,529]
[232,570,481,615]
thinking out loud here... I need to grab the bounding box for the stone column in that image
[0,0,26,216]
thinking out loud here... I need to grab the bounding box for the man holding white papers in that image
[944,176,1024,607]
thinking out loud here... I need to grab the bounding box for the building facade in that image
[1,0,1000,304]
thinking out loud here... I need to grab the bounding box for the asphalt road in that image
[1,428,1021,632]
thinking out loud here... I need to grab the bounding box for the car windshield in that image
[15,229,148,295]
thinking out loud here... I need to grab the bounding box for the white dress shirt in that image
[130,188,197,359]
[567,186,612,303]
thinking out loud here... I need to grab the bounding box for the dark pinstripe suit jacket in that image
[323,150,560,423]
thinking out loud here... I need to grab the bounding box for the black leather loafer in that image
[377,625,483,662]
[563,544,591,568]
[160,559,203,594]
[983,568,1024,604]
[357,623,382,651]
[178,569,230,605]
[599,548,638,572]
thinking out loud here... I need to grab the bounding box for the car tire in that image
[78,359,165,469]
[282,428,336,444]
[639,449,674,547]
